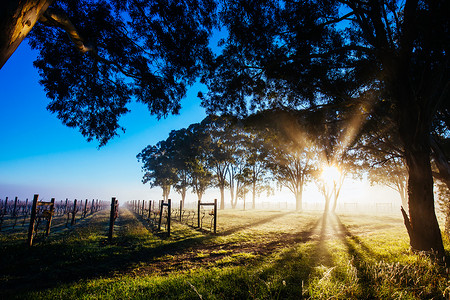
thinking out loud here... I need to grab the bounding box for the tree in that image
[201,0,449,255]
[243,130,272,209]
[165,128,193,206]
[137,141,177,201]
[2,0,216,146]
[367,158,408,208]
[201,115,234,209]
[247,109,315,211]
[186,122,213,201]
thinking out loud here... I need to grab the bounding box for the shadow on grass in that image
[218,211,296,236]
[0,208,221,298]
[331,214,377,296]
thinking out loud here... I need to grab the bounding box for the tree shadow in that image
[0,210,218,297]
[330,214,377,296]
[218,211,296,236]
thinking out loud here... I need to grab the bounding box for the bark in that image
[219,186,225,210]
[398,94,445,255]
[430,137,450,190]
[331,195,337,213]
[180,187,186,209]
[295,185,303,211]
[323,194,331,213]
[252,181,256,210]
[0,0,54,69]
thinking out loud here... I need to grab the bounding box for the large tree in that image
[1,0,216,146]
[201,0,449,254]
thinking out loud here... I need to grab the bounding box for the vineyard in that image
[0,195,108,244]
[0,196,449,299]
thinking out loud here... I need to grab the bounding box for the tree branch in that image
[39,8,93,53]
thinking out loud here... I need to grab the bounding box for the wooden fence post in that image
[12,196,18,217]
[71,199,77,226]
[108,197,118,242]
[214,199,217,234]
[167,199,171,236]
[12,196,18,228]
[148,200,152,219]
[64,198,68,214]
[83,199,88,217]
[45,198,55,236]
[197,200,201,228]
[27,194,39,247]
[179,200,183,222]
[158,200,163,230]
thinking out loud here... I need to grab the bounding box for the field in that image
[1,206,449,299]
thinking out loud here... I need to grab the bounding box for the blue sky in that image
[0,41,206,202]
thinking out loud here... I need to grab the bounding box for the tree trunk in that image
[323,193,331,213]
[230,183,236,209]
[331,194,337,213]
[180,187,186,209]
[252,181,256,209]
[295,186,303,211]
[219,186,225,210]
[398,102,444,255]
[0,0,54,69]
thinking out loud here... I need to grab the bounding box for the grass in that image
[0,207,449,299]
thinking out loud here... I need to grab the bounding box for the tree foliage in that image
[26,0,216,146]
[200,0,449,254]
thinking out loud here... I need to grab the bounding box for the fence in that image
[128,199,218,235]
[1,194,107,245]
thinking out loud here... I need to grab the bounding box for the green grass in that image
[0,207,449,299]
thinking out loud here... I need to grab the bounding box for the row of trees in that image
[138,112,375,213]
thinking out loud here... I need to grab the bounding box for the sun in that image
[321,165,341,185]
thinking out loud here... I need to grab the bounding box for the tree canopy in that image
[7,0,216,146]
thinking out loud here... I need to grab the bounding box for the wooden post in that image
[27,194,39,247]
[213,199,217,234]
[91,199,95,214]
[12,196,18,217]
[108,197,117,242]
[179,200,183,222]
[142,199,145,216]
[45,198,55,236]
[71,199,77,226]
[158,200,163,230]
[197,200,201,228]
[64,198,68,214]
[12,196,19,228]
[167,199,171,236]
[148,200,152,219]
[83,199,88,217]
